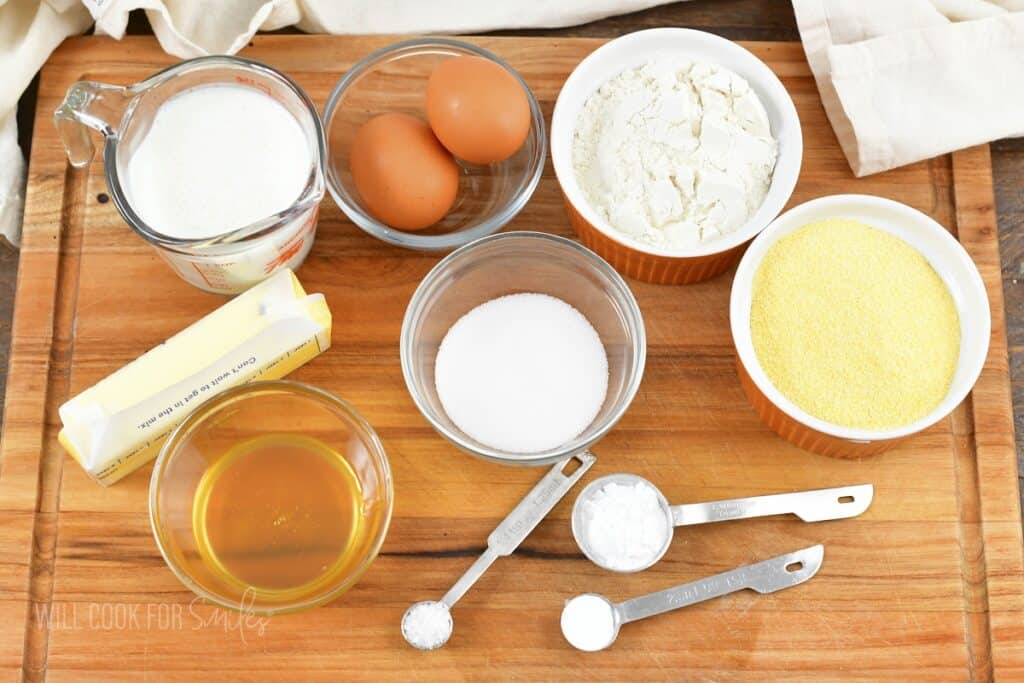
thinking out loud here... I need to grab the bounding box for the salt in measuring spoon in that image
[572,473,872,572]
[560,544,823,652]
[402,452,596,650]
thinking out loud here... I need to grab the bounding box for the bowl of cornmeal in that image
[730,194,990,457]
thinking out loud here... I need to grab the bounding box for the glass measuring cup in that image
[54,56,326,294]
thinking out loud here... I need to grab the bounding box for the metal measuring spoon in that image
[560,544,824,652]
[402,452,596,650]
[572,474,871,572]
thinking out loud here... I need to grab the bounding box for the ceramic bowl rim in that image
[550,27,802,260]
[729,193,991,442]
[552,28,798,260]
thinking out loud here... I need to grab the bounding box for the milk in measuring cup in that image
[55,56,326,295]
[126,85,311,239]
[121,82,320,294]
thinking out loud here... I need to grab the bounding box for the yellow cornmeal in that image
[750,218,960,430]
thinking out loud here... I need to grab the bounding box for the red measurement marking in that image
[191,262,214,287]
[234,75,272,97]
[292,208,318,239]
[264,209,319,273]
[265,239,305,273]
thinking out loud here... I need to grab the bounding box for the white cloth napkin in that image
[85,0,671,55]
[2,0,1023,245]
[0,0,91,246]
[794,0,1024,176]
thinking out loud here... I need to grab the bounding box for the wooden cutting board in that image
[2,35,1023,681]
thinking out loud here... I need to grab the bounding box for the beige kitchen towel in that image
[0,0,91,246]
[85,0,671,56]
[793,0,1024,176]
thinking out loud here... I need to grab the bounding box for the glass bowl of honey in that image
[149,381,393,615]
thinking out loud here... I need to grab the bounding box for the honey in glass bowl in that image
[150,381,393,615]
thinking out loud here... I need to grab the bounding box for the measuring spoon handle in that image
[441,452,596,608]
[442,547,499,608]
[487,452,596,555]
[617,545,824,624]
[670,484,873,526]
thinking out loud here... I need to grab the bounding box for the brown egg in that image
[349,112,459,231]
[425,56,531,165]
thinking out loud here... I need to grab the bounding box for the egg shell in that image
[349,112,459,231]
[425,56,531,165]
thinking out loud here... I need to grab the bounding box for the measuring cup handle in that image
[670,484,873,526]
[54,81,133,168]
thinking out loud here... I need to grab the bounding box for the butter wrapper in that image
[58,269,332,486]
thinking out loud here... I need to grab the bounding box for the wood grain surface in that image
[6,0,1024,523]
[5,0,1023,539]
[2,32,1023,682]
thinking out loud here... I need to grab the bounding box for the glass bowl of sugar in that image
[400,231,646,466]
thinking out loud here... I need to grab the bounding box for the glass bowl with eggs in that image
[551,28,803,284]
[322,38,547,251]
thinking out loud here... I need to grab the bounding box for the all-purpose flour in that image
[572,59,778,249]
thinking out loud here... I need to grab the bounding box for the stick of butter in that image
[58,269,332,486]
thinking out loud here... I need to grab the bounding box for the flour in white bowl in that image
[572,58,778,250]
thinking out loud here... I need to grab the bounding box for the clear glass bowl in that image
[322,38,546,251]
[149,381,393,615]
[400,232,647,466]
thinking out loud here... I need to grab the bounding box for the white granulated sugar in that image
[561,594,617,651]
[582,480,671,571]
[573,58,779,250]
[434,292,609,454]
[402,601,452,650]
